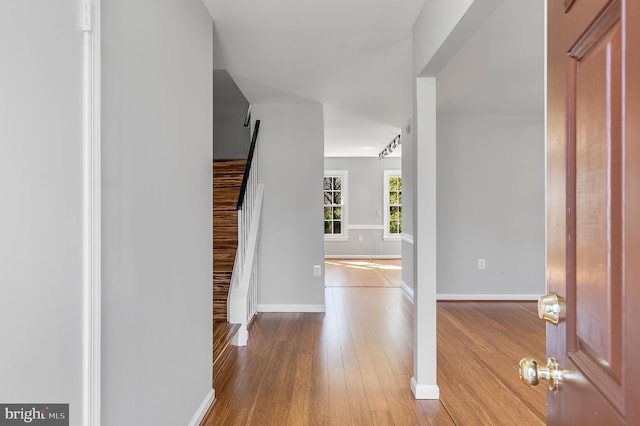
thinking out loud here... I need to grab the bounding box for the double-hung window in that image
[383,170,402,240]
[324,170,348,240]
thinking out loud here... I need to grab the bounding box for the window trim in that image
[383,170,402,241]
[323,170,348,241]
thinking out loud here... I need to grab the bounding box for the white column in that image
[411,77,439,399]
[82,1,102,424]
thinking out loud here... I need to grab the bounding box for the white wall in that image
[436,114,545,297]
[254,103,325,311]
[401,123,415,294]
[101,0,213,424]
[213,70,251,159]
[0,2,83,422]
[324,157,401,258]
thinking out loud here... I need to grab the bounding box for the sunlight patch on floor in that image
[340,260,402,271]
[324,259,402,287]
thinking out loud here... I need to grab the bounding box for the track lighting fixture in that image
[378,135,401,159]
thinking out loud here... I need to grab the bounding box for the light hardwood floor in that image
[324,259,402,287]
[205,287,546,425]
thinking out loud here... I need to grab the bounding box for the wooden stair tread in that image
[213,321,241,368]
[213,272,232,283]
[212,320,241,388]
[214,229,238,235]
[213,187,243,206]
[212,321,240,390]
[213,179,244,188]
[213,214,239,224]
[214,251,235,259]
[213,158,247,168]
[214,242,238,249]
[213,158,246,164]
[212,251,238,260]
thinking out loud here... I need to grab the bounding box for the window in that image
[324,170,348,240]
[384,170,402,240]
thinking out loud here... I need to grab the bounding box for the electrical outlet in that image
[478,259,486,270]
[313,265,322,277]
[358,235,364,243]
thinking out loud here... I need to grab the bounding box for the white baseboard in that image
[436,294,539,301]
[257,304,326,313]
[410,377,440,400]
[188,388,215,426]
[324,254,401,259]
[401,281,414,301]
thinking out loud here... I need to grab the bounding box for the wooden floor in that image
[324,259,402,287]
[205,287,546,425]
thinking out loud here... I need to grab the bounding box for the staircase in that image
[212,158,246,387]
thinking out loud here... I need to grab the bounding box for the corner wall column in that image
[411,77,439,399]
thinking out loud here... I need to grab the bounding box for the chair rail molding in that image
[401,233,414,244]
[347,224,385,230]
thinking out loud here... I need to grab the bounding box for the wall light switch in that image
[358,235,364,243]
[376,210,382,216]
[313,265,322,277]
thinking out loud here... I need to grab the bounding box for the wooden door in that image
[547,0,640,424]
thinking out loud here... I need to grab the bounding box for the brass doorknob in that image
[519,357,561,391]
[538,293,565,324]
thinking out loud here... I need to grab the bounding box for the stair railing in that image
[228,119,263,346]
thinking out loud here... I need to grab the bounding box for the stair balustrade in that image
[228,120,262,346]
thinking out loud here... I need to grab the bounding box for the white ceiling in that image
[205,0,544,157]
